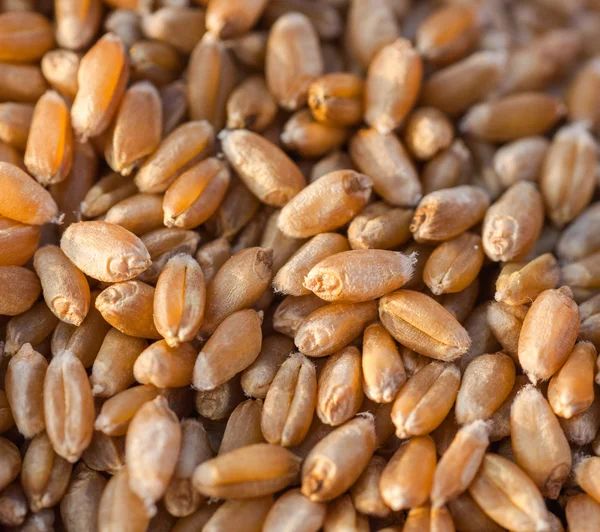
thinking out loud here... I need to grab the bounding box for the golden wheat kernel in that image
[566,56,600,130]
[55,0,102,50]
[241,335,294,399]
[187,33,236,130]
[272,294,327,339]
[60,221,151,283]
[0,11,54,62]
[24,91,73,186]
[548,342,597,419]
[219,399,264,456]
[566,493,600,531]
[541,123,597,228]
[90,330,147,399]
[138,227,200,284]
[391,361,461,439]
[226,75,277,132]
[348,455,390,518]
[0,64,47,105]
[105,81,162,176]
[141,7,206,54]
[0,217,40,267]
[348,202,413,251]
[423,139,473,194]
[153,254,205,347]
[0,102,34,153]
[278,170,372,239]
[206,0,268,39]
[379,435,436,511]
[163,157,230,229]
[263,488,326,532]
[44,351,95,463]
[4,301,58,357]
[274,233,349,297]
[410,185,490,243]
[95,384,161,437]
[199,247,272,336]
[301,415,376,502]
[265,12,323,110]
[281,108,349,159]
[416,3,480,65]
[316,346,363,427]
[98,468,151,532]
[424,233,484,296]
[261,352,317,447]
[345,0,399,69]
[362,323,406,404]
[220,128,306,208]
[456,353,515,425]
[95,280,161,340]
[135,120,215,194]
[0,162,60,225]
[129,39,185,88]
[496,253,560,305]
[365,38,422,134]
[486,301,527,362]
[103,193,164,236]
[21,431,72,513]
[79,172,136,219]
[33,245,90,326]
[0,266,41,316]
[460,92,565,142]
[379,290,471,362]
[431,420,489,509]
[468,453,550,532]
[403,107,454,161]
[421,50,507,117]
[194,309,263,391]
[493,136,549,187]
[349,128,422,208]
[134,340,197,388]
[510,385,572,499]
[50,291,110,368]
[193,443,302,499]
[5,343,46,439]
[307,73,364,127]
[304,249,414,303]
[71,33,129,141]
[518,286,580,383]
[126,396,182,514]
[295,300,377,358]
